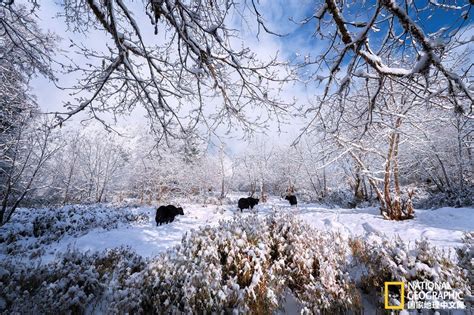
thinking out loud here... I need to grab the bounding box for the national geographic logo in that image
[384,282,405,310]
[384,280,466,310]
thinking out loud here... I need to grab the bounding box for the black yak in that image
[237,197,259,212]
[285,195,297,206]
[155,205,184,225]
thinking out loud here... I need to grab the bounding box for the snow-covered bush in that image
[268,217,359,312]
[0,247,147,314]
[95,247,150,314]
[1,212,470,313]
[306,188,378,209]
[456,232,473,273]
[146,213,361,313]
[171,193,237,206]
[349,235,471,308]
[413,188,474,209]
[0,204,150,256]
[456,232,473,309]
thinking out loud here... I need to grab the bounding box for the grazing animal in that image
[155,205,184,225]
[285,195,297,206]
[238,197,259,212]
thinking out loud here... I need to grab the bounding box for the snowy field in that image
[2,196,471,263]
[0,196,472,314]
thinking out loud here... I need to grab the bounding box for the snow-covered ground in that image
[6,196,468,263]
[0,197,472,314]
[38,204,233,261]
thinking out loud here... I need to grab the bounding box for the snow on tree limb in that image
[313,0,473,106]
[45,0,291,139]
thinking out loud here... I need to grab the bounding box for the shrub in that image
[0,247,147,314]
[1,212,470,313]
[0,204,150,256]
[350,235,470,308]
[146,214,361,314]
[456,232,473,309]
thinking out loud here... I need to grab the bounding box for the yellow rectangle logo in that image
[385,281,405,310]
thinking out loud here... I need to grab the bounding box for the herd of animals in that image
[155,195,298,226]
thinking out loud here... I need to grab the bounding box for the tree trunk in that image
[260,180,268,202]
[381,118,413,220]
[219,145,226,199]
[456,117,464,193]
[392,131,402,220]
[250,181,256,197]
[383,132,395,217]
[347,120,414,221]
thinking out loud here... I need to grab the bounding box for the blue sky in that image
[26,0,473,153]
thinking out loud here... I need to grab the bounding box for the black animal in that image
[285,195,297,206]
[238,197,259,212]
[155,205,184,225]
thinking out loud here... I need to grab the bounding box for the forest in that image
[0,0,473,313]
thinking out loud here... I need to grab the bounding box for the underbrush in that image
[0,247,148,314]
[412,186,473,209]
[1,214,471,313]
[147,215,359,313]
[0,204,149,256]
[350,236,470,308]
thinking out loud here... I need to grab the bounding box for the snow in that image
[314,4,327,19]
[38,204,234,262]
[357,50,435,77]
[428,0,465,10]
[2,196,470,263]
[299,204,471,250]
[411,52,430,74]
[189,66,206,75]
[1,202,471,313]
